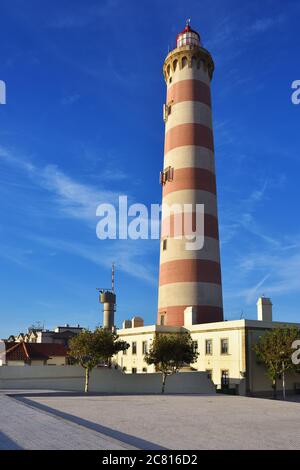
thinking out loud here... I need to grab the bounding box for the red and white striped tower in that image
[157,22,223,327]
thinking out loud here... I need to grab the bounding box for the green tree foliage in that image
[68,328,129,392]
[254,326,300,398]
[144,333,198,393]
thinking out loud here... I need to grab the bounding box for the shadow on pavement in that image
[12,396,166,451]
[0,431,23,450]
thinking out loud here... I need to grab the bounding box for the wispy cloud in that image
[0,144,157,284]
[219,166,299,308]
[220,179,270,245]
[40,164,119,222]
[207,12,285,51]
[0,244,34,268]
[206,11,286,77]
[243,273,272,304]
[29,235,157,285]
[48,0,119,29]
[219,167,289,248]
[246,15,285,35]
[0,145,122,224]
[233,247,300,304]
[61,94,80,105]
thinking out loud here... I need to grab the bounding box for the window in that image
[199,59,205,70]
[160,314,165,326]
[163,239,167,251]
[206,369,212,380]
[163,103,171,122]
[177,32,199,48]
[132,342,137,355]
[192,341,198,354]
[142,367,147,373]
[132,368,137,374]
[166,166,174,182]
[221,370,229,388]
[142,341,148,355]
[160,166,174,186]
[205,339,213,355]
[221,338,229,355]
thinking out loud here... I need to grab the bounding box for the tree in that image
[254,326,300,399]
[68,328,129,392]
[144,333,198,393]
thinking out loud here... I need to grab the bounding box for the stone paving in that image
[0,392,135,450]
[1,390,300,449]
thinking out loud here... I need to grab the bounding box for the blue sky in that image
[0,0,299,337]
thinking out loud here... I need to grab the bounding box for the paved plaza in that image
[1,390,300,450]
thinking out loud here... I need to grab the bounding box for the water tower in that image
[98,263,116,330]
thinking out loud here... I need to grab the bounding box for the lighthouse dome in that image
[176,21,201,48]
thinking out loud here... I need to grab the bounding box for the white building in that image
[114,298,300,396]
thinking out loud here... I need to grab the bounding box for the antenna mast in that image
[112,262,115,293]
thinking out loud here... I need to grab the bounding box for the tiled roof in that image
[4,342,68,362]
[4,342,29,361]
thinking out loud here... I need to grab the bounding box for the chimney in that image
[184,306,197,328]
[257,297,273,322]
[131,317,144,328]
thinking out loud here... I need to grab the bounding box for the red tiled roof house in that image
[0,342,68,366]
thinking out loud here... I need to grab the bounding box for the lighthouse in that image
[157,22,223,327]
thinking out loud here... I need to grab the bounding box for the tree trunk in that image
[282,364,286,401]
[162,373,167,394]
[85,368,90,393]
[272,378,277,399]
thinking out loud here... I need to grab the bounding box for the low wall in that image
[0,366,215,395]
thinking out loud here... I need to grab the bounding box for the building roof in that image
[117,319,300,337]
[53,331,77,339]
[3,342,68,362]
[55,325,83,330]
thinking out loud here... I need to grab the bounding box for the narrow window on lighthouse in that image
[160,314,165,326]
[167,166,174,181]
[162,239,167,251]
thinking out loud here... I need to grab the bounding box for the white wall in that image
[115,331,156,373]
[190,328,246,389]
[6,361,26,367]
[0,365,215,395]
